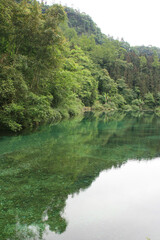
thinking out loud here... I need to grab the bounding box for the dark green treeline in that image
[1,0,160,131]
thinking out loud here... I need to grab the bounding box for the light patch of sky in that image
[46,0,160,47]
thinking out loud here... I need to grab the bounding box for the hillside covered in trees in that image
[1,0,160,132]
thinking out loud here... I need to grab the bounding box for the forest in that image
[1,0,160,131]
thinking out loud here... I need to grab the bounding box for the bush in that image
[110,94,126,109]
[132,104,140,111]
[92,101,104,111]
[144,92,155,108]
[155,106,160,117]
[123,104,132,112]
[132,99,144,109]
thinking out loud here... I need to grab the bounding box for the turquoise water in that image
[1,112,160,240]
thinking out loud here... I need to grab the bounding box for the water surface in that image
[0,112,160,240]
[50,159,160,240]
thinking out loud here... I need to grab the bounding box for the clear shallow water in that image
[1,112,160,240]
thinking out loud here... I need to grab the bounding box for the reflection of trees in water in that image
[1,112,160,239]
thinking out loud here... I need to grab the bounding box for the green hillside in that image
[1,1,160,132]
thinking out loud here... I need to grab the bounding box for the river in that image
[0,112,160,240]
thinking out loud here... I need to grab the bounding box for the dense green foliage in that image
[0,0,68,131]
[1,1,160,131]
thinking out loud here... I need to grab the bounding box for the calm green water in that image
[1,112,160,240]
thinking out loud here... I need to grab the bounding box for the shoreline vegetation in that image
[1,0,160,132]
